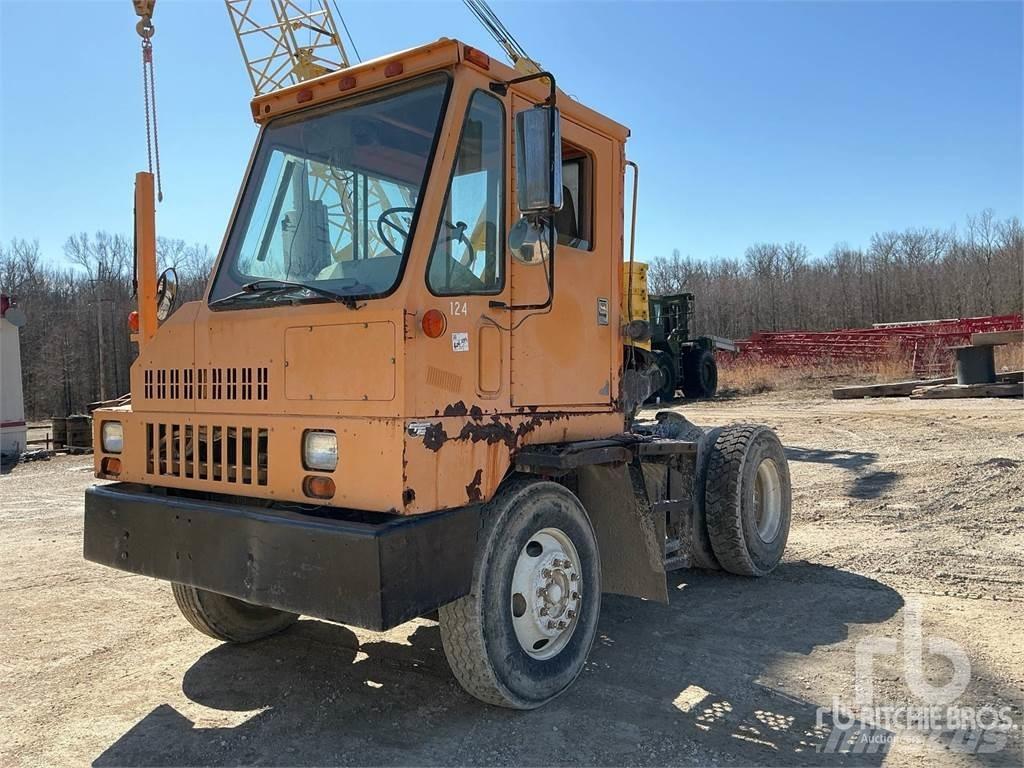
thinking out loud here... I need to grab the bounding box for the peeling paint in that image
[465,469,483,503]
[422,423,448,452]
[443,401,468,417]
[421,412,574,454]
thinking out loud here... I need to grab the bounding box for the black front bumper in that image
[84,484,477,631]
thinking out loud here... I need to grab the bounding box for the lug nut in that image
[570,573,578,582]
[547,620,557,630]
[537,587,546,597]
[567,610,577,619]
[571,591,579,600]
[539,606,549,616]
[541,568,552,578]
[557,621,567,629]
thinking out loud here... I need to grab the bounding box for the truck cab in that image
[95,39,626,515]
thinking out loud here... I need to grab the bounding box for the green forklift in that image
[647,293,735,402]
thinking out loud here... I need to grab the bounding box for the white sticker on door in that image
[451,332,470,352]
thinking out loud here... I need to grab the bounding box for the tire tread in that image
[705,424,762,575]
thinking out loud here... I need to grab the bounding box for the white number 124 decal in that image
[449,301,468,316]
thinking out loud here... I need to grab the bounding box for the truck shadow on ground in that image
[785,446,899,500]
[94,562,905,767]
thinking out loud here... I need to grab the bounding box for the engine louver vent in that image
[143,367,269,401]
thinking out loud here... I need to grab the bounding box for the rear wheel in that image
[171,583,298,643]
[439,478,601,709]
[704,424,791,576]
[682,348,718,399]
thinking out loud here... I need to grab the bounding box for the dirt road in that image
[2,392,1022,766]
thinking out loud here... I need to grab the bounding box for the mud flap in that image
[577,463,669,603]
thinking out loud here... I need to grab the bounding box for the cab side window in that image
[427,91,505,295]
[555,144,593,250]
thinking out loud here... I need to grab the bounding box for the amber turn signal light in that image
[101,457,122,477]
[421,309,446,338]
[303,475,336,500]
[127,311,140,333]
[463,45,490,69]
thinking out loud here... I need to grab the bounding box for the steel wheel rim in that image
[753,458,783,541]
[510,527,582,660]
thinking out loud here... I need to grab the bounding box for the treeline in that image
[648,210,1023,340]
[2,210,1022,419]
[0,234,212,419]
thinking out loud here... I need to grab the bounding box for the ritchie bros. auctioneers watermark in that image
[815,599,1018,756]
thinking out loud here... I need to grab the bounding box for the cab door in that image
[509,97,615,408]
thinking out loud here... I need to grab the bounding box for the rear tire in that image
[171,583,298,643]
[704,425,791,576]
[689,426,723,570]
[439,477,601,709]
[682,348,718,399]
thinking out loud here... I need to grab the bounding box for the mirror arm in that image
[488,70,556,105]
[488,71,558,313]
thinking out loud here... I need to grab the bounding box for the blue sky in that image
[1,0,1021,267]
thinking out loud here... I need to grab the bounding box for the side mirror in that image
[155,267,178,321]
[514,106,563,214]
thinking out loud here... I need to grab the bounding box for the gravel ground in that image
[1,391,1022,767]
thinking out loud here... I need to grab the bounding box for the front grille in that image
[143,367,269,402]
[145,421,269,486]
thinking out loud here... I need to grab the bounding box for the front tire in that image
[704,425,791,576]
[648,350,677,403]
[439,477,601,709]
[171,583,298,643]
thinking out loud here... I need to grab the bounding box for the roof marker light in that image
[384,61,404,78]
[338,75,357,91]
[464,46,490,69]
[297,87,314,103]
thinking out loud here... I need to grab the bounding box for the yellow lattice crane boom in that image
[225,0,350,96]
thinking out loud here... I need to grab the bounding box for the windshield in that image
[209,74,450,306]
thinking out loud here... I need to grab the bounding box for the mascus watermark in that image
[816,600,1017,755]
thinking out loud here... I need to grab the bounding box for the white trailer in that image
[0,294,27,462]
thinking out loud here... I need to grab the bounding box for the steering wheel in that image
[377,206,475,267]
[377,206,416,257]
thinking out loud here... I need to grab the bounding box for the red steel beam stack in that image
[733,314,1023,375]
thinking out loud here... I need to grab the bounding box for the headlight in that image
[102,421,124,454]
[303,430,337,471]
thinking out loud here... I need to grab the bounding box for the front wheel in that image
[647,350,677,403]
[439,478,601,709]
[171,583,298,643]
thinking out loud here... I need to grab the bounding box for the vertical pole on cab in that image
[135,171,158,347]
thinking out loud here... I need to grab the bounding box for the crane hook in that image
[133,0,163,201]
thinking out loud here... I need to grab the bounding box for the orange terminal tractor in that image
[85,39,793,708]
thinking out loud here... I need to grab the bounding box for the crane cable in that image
[462,0,529,65]
[136,14,164,201]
